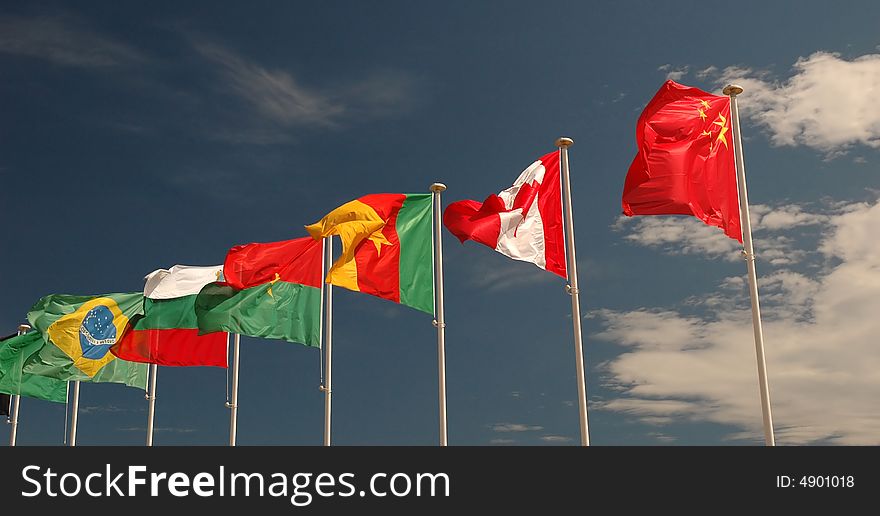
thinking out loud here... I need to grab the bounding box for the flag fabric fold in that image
[0,331,67,403]
[443,150,566,278]
[306,193,434,314]
[111,265,229,367]
[195,237,323,347]
[24,293,148,389]
[621,79,742,242]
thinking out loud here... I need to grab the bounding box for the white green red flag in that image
[111,265,229,367]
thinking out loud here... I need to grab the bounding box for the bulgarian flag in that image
[443,150,567,278]
[195,237,323,347]
[111,265,229,367]
[306,193,434,314]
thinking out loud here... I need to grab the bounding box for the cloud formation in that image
[194,41,417,143]
[613,202,828,265]
[0,14,144,67]
[491,423,544,433]
[597,199,880,444]
[539,435,573,443]
[658,64,689,81]
[195,42,344,130]
[118,426,197,433]
[702,52,880,156]
[80,404,130,414]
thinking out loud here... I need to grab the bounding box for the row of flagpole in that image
[6,148,586,448]
[5,85,776,446]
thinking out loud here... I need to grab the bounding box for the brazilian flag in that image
[24,293,148,389]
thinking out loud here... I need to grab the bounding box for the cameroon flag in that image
[0,331,67,403]
[195,236,323,347]
[24,293,148,389]
[307,193,434,313]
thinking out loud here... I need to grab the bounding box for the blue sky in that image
[2,1,879,445]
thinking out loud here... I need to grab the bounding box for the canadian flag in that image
[443,150,567,278]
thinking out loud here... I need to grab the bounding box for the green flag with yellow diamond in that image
[23,293,148,389]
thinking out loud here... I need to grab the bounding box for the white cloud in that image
[647,432,676,443]
[658,64,689,81]
[757,271,821,319]
[489,438,517,445]
[539,435,573,443]
[614,202,829,265]
[118,427,197,433]
[706,52,880,155]
[614,216,741,260]
[749,204,829,231]
[191,41,417,144]
[695,66,718,80]
[596,199,880,444]
[80,404,129,414]
[195,42,344,129]
[491,423,544,433]
[0,15,144,67]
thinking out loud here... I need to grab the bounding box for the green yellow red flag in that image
[306,193,434,313]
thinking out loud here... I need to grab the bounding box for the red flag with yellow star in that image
[622,80,742,242]
[193,237,323,347]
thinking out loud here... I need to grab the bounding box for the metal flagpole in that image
[146,364,158,446]
[227,333,241,446]
[724,84,776,446]
[430,182,448,446]
[63,382,70,444]
[556,137,591,446]
[8,323,31,447]
[321,236,334,446]
[69,380,81,446]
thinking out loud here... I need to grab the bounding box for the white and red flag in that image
[443,150,567,278]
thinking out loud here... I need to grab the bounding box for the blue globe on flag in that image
[78,305,117,359]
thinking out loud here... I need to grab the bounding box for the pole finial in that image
[18,324,30,333]
[723,84,744,96]
[430,182,447,193]
[556,137,574,148]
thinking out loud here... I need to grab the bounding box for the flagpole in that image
[69,380,80,446]
[228,333,241,446]
[145,363,158,446]
[8,323,31,447]
[556,137,591,447]
[430,182,448,446]
[724,84,776,446]
[321,236,334,446]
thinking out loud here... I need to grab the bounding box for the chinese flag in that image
[622,80,742,243]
